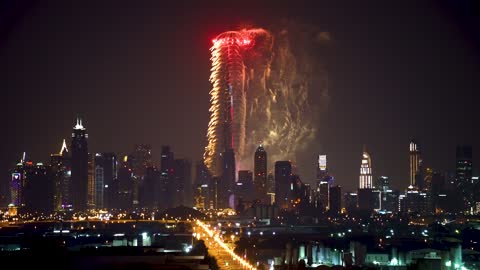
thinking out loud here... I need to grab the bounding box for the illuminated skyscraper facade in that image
[359,150,373,189]
[51,139,71,211]
[10,153,32,208]
[71,116,88,212]
[409,140,422,187]
[95,152,117,209]
[93,154,105,209]
[317,155,329,182]
[87,153,95,209]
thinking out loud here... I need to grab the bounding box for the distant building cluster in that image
[6,116,193,214]
[349,141,478,217]
[2,117,478,220]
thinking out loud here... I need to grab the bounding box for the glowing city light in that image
[196,220,257,270]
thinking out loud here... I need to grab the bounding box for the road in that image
[194,220,256,270]
[204,238,247,270]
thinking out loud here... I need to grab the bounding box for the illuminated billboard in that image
[319,155,327,171]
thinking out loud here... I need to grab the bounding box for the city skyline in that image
[2,114,476,193]
[0,2,479,269]
[1,1,479,193]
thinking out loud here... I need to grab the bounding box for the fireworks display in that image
[204,27,329,176]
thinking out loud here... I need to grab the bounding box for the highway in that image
[194,220,256,270]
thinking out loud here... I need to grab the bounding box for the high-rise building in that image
[456,145,473,213]
[194,161,211,209]
[87,153,95,209]
[359,149,373,189]
[195,161,210,186]
[94,154,105,209]
[329,185,342,215]
[275,161,292,209]
[344,192,358,214]
[375,176,389,192]
[456,145,473,185]
[95,153,117,209]
[400,186,429,215]
[173,158,192,207]
[317,155,329,181]
[10,169,23,207]
[160,146,175,208]
[50,139,71,211]
[236,170,254,203]
[221,149,236,209]
[357,188,378,212]
[267,173,275,193]
[23,162,53,213]
[254,145,267,201]
[142,166,160,209]
[382,190,399,213]
[116,155,134,210]
[208,177,220,209]
[132,144,152,175]
[204,30,272,178]
[10,153,33,208]
[71,116,88,212]
[317,181,330,212]
[131,144,152,206]
[409,140,422,188]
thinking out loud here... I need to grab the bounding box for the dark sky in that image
[1,0,479,193]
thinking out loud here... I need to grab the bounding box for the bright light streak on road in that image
[196,220,256,270]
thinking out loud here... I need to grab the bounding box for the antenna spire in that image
[60,139,68,155]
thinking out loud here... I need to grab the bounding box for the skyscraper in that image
[237,170,254,200]
[204,30,273,178]
[51,139,71,211]
[142,166,160,209]
[275,161,292,209]
[254,145,267,201]
[194,161,211,209]
[94,154,105,209]
[132,144,152,176]
[71,116,88,212]
[23,162,53,213]
[160,146,174,208]
[131,144,152,206]
[409,140,422,187]
[317,155,329,183]
[221,149,236,209]
[116,155,134,210]
[456,145,473,213]
[10,169,23,207]
[375,176,389,192]
[317,181,330,212]
[329,185,342,215]
[359,149,373,189]
[456,145,473,185]
[195,161,210,186]
[10,153,32,208]
[173,158,192,207]
[87,153,95,209]
[95,153,117,209]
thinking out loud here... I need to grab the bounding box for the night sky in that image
[1,0,479,193]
